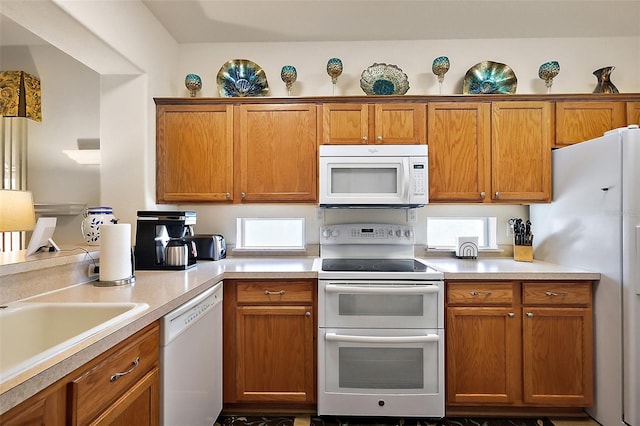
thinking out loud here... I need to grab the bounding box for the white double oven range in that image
[316,223,445,418]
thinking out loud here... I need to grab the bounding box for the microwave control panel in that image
[411,161,427,195]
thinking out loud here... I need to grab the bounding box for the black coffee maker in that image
[134,210,197,270]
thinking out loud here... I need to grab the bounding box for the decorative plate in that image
[360,63,410,95]
[463,61,517,94]
[216,59,269,97]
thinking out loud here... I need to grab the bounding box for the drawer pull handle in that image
[110,357,139,382]
[545,291,568,297]
[470,291,492,297]
[264,290,285,296]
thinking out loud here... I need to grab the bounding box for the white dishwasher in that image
[160,281,223,426]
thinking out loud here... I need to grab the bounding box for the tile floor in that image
[291,416,601,426]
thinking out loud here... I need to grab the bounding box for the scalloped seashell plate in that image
[463,61,517,94]
[360,63,410,95]
[216,59,269,97]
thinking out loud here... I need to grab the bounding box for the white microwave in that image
[319,144,428,208]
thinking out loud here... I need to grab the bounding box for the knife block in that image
[514,245,533,262]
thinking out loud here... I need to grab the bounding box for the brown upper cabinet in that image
[156,104,234,203]
[236,103,317,203]
[321,102,426,145]
[155,101,317,204]
[627,102,640,126]
[555,101,626,146]
[428,101,552,203]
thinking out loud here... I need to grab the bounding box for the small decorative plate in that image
[360,63,410,95]
[463,61,517,94]
[216,59,269,97]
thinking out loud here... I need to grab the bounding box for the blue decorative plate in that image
[216,59,269,97]
[463,61,517,94]
[360,63,410,95]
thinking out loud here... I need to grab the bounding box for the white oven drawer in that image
[319,280,443,329]
[318,327,444,417]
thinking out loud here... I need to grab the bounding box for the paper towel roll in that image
[100,223,133,281]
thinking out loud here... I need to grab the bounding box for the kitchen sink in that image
[0,302,149,381]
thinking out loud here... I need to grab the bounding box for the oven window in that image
[331,168,397,194]
[338,294,424,316]
[339,348,423,389]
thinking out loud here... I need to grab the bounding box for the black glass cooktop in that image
[322,258,427,273]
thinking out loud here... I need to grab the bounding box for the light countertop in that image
[0,255,598,414]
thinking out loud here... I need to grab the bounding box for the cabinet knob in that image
[377,136,383,142]
[362,136,368,143]
[225,192,230,199]
[526,312,534,318]
[241,192,246,199]
[507,312,515,318]
[495,191,500,198]
[480,192,486,198]
[305,311,311,317]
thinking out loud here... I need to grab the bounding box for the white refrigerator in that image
[531,125,640,426]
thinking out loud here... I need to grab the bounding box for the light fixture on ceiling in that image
[63,138,101,165]
[0,70,42,122]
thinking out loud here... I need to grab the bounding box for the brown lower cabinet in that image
[0,322,160,426]
[446,281,593,415]
[223,279,316,411]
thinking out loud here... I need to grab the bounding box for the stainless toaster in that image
[189,234,226,260]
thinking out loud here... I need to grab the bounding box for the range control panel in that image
[320,223,415,245]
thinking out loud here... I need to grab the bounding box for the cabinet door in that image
[491,101,552,202]
[238,104,317,202]
[156,104,234,202]
[446,307,520,404]
[322,103,369,144]
[427,102,491,202]
[627,102,640,126]
[555,101,626,146]
[374,103,426,145]
[0,383,66,425]
[522,307,593,406]
[90,368,160,426]
[235,305,315,403]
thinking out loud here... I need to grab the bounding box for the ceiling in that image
[1,0,639,47]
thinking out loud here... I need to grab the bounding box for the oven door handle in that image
[325,333,440,344]
[324,284,439,294]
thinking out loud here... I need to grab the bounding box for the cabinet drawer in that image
[522,282,592,305]
[69,323,159,426]
[236,280,313,304]
[447,283,514,305]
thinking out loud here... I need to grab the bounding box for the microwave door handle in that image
[325,333,440,344]
[324,284,439,294]
[400,161,409,200]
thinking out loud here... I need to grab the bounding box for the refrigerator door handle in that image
[636,226,640,295]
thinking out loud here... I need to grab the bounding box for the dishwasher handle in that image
[324,284,439,294]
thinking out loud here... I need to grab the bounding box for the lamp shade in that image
[0,71,42,122]
[0,190,36,231]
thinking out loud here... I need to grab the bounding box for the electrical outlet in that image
[87,264,99,280]
[316,207,325,221]
[406,208,417,223]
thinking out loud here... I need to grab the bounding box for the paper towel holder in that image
[94,248,136,287]
[456,236,478,259]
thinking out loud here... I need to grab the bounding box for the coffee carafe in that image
[134,211,197,270]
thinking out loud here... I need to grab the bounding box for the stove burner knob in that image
[331,229,340,238]
[405,229,413,238]
[378,400,385,407]
[395,229,402,237]
[321,228,331,239]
